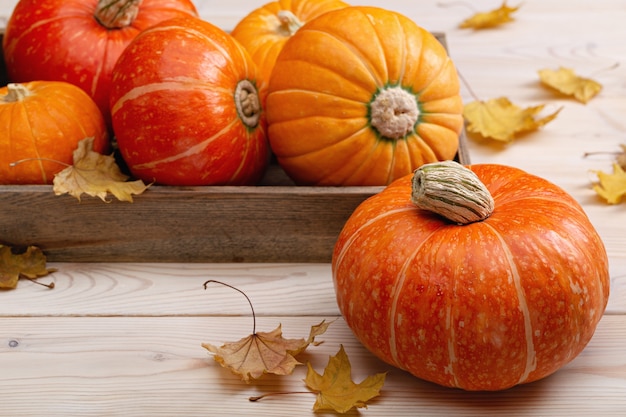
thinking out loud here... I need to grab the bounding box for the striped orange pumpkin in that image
[332,162,610,390]
[109,17,269,186]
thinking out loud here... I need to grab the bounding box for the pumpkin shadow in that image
[385,367,559,415]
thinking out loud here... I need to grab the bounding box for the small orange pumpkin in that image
[332,161,610,391]
[0,81,109,184]
[266,6,463,186]
[231,0,349,86]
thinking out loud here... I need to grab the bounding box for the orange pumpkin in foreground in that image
[231,0,349,86]
[110,17,269,186]
[332,161,610,391]
[266,6,463,186]
[0,81,109,184]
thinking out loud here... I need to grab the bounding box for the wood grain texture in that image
[0,180,380,263]
[0,263,340,317]
[0,315,624,417]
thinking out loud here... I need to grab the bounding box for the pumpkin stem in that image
[276,10,304,36]
[369,87,419,139]
[94,0,143,29]
[235,80,261,129]
[3,83,31,102]
[411,160,494,224]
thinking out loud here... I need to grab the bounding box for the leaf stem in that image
[9,157,71,168]
[24,276,55,289]
[589,61,620,78]
[249,391,314,402]
[436,1,476,12]
[583,151,620,158]
[457,69,481,102]
[203,280,256,334]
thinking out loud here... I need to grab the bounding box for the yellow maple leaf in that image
[459,1,520,29]
[464,97,561,142]
[202,320,332,383]
[304,344,386,414]
[0,245,56,290]
[592,163,626,204]
[539,67,602,104]
[53,137,149,202]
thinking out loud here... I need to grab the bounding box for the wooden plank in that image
[0,315,624,417]
[0,263,339,317]
[1,261,624,316]
[0,181,382,263]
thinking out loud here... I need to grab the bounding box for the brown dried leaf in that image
[592,163,626,204]
[464,97,561,142]
[0,245,56,289]
[304,345,386,414]
[53,137,149,202]
[459,1,520,29]
[202,320,332,383]
[539,67,602,103]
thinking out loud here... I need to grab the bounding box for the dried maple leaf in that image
[538,67,602,104]
[304,344,386,414]
[0,245,56,289]
[459,1,520,29]
[202,320,332,383]
[592,163,626,204]
[464,97,561,142]
[53,137,149,202]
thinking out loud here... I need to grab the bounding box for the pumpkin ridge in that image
[273,57,375,100]
[496,195,588,219]
[111,80,229,115]
[270,88,367,112]
[483,222,538,385]
[355,8,396,86]
[227,123,268,183]
[319,127,383,180]
[149,23,241,74]
[412,57,454,101]
[388,226,443,370]
[133,118,238,170]
[303,28,384,87]
[14,95,48,182]
[3,19,52,61]
[276,117,368,158]
[340,137,394,185]
[332,207,416,275]
[56,89,97,138]
[360,8,407,87]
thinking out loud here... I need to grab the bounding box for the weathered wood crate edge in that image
[0,29,469,263]
[1,140,469,264]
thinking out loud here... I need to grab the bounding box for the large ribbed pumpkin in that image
[110,17,269,186]
[231,0,349,86]
[266,6,463,186]
[3,0,198,129]
[332,161,610,391]
[0,81,109,184]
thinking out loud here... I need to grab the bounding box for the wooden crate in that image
[0,30,469,263]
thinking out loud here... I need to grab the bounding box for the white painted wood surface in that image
[2,0,626,416]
